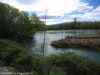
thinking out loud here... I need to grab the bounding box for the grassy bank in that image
[0,39,100,75]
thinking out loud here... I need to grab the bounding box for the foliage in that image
[0,2,45,40]
[49,67,65,75]
[30,70,40,75]
[0,39,100,75]
[0,39,41,73]
[48,52,100,75]
[47,22,100,30]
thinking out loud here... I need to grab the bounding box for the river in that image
[24,30,100,62]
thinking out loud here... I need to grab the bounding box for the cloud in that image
[64,6,100,22]
[40,15,61,19]
[1,0,99,25]
[16,0,38,5]
[43,6,100,25]
[1,0,93,15]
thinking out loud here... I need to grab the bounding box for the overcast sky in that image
[1,0,100,25]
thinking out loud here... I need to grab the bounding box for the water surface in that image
[24,30,100,62]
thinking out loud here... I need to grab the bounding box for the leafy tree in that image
[0,2,45,40]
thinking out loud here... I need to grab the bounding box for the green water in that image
[24,30,100,62]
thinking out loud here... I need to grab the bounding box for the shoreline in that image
[51,34,100,51]
[47,29,100,31]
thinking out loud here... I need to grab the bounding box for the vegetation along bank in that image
[0,39,100,75]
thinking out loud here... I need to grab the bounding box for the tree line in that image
[0,2,45,40]
[47,21,100,30]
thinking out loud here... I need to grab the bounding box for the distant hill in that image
[52,22,70,26]
[47,21,100,30]
[52,21,96,26]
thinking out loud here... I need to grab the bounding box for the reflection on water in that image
[24,30,100,62]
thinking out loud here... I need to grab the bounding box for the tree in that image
[30,14,45,31]
[0,2,45,40]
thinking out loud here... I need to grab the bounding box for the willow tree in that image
[0,2,45,40]
[30,14,45,31]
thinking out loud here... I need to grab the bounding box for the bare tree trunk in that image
[43,10,47,56]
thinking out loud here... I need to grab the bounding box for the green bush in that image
[0,39,44,73]
[49,67,65,75]
[30,70,40,75]
[0,39,100,75]
[48,52,100,75]
[0,39,32,71]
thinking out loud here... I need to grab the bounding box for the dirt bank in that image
[51,34,100,51]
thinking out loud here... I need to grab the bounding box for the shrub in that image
[0,39,100,75]
[48,52,100,75]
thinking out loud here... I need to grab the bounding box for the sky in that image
[0,0,100,25]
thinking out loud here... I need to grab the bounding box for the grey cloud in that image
[73,5,93,13]
[39,15,74,21]
[16,0,38,5]
[39,15,61,19]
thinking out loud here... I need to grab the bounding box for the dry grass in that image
[51,34,100,51]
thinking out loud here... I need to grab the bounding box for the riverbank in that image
[0,39,100,75]
[0,39,47,74]
[51,34,100,51]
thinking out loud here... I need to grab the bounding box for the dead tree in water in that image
[42,10,47,56]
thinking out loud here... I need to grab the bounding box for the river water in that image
[24,30,100,62]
